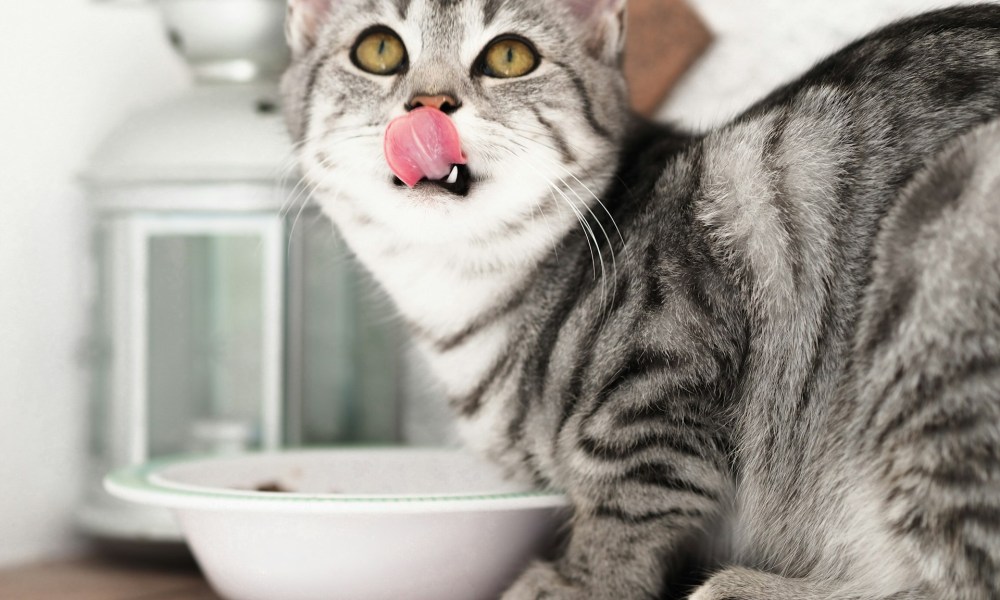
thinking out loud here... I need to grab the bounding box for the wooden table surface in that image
[0,557,221,600]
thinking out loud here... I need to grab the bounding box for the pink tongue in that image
[384,107,466,188]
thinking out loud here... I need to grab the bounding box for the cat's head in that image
[282,0,631,250]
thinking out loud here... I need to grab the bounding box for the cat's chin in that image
[391,164,474,197]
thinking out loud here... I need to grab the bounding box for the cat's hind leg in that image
[688,567,931,600]
[852,120,1000,600]
[692,120,1000,600]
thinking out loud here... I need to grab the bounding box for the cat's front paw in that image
[501,561,586,600]
[687,581,722,600]
[688,567,813,600]
[688,567,759,600]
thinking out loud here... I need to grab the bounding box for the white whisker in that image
[492,130,618,312]
[496,143,612,309]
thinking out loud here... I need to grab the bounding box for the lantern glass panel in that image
[287,209,403,445]
[147,234,266,455]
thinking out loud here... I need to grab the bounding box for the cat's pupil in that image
[506,47,514,63]
[378,39,386,55]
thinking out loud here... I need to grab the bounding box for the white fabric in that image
[661,0,987,129]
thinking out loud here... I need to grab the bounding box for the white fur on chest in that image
[319,185,583,400]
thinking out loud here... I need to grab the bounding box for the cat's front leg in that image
[503,402,733,600]
[503,468,727,600]
[503,510,700,600]
[502,511,674,600]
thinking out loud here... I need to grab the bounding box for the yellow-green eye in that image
[352,27,407,75]
[480,36,539,78]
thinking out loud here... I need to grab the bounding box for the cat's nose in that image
[406,94,461,115]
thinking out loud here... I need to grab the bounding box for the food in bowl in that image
[105,448,568,600]
[252,481,292,493]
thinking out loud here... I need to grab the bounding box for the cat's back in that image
[745,4,1000,119]
[685,2,1000,319]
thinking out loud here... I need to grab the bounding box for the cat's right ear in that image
[563,0,628,63]
[286,0,335,56]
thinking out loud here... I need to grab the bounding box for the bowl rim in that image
[104,447,570,514]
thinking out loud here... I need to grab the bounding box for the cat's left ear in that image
[564,0,628,62]
[286,0,335,57]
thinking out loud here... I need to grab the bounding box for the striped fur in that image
[283,2,1000,599]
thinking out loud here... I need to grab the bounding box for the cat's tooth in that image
[446,165,459,185]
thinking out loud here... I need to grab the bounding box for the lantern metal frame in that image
[102,211,286,467]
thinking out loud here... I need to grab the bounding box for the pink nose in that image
[406,94,461,114]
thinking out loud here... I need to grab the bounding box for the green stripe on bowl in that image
[107,451,567,504]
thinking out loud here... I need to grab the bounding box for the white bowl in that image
[105,448,569,600]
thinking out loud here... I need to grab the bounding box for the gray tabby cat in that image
[282,1,1000,598]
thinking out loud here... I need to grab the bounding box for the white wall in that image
[0,1,189,567]
[0,0,988,569]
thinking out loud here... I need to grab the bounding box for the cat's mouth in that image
[392,164,472,197]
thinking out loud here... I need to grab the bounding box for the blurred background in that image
[0,0,981,575]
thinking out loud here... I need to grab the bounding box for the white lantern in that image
[77,0,410,551]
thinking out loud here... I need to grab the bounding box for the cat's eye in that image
[478,36,540,79]
[352,26,408,76]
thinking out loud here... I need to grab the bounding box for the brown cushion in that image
[625,0,713,117]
